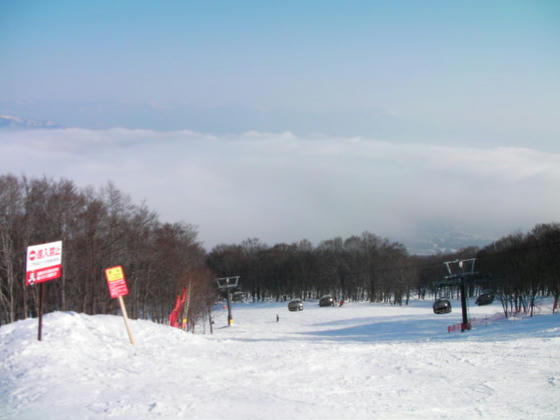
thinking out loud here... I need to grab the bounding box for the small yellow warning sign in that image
[105,266,125,282]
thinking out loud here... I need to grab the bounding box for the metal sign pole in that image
[26,240,63,341]
[38,283,46,341]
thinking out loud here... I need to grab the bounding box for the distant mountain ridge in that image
[400,229,494,256]
[0,115,60,129]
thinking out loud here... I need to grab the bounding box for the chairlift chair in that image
[432,283,452,315]
[475,292,495,306]
[433,298,452,314]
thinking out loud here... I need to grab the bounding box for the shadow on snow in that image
[298,313,560,344]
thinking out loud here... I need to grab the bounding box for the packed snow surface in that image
[2,299,560,419]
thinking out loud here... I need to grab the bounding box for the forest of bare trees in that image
[208,227,560,318]
[207,234,417,304]
[2,174,559,328]
[476,224,560,317]
[0,174,215,327]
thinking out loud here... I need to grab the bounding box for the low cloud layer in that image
[1,128,559,250]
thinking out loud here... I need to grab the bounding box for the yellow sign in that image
[105,266,125,282]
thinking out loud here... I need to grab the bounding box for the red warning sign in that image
[105,266,129,298]
[26,241,62,286]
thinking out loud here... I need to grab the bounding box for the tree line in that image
[476,224,560,316]
[2,174,559,328]
[208,227,560,318]
[0,174,214,328]
[208,234,416,304]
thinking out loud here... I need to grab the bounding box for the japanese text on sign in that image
[105,266,129,298]
[26,241,62,286]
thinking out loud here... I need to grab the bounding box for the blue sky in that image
[1,1,559,251]
[2,1,559,145]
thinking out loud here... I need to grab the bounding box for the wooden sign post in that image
[105,266,134,345]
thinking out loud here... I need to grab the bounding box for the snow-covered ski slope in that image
[1,299,559,419]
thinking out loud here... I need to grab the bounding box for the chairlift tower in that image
[216,276,240,327]
[443,258,478,332]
